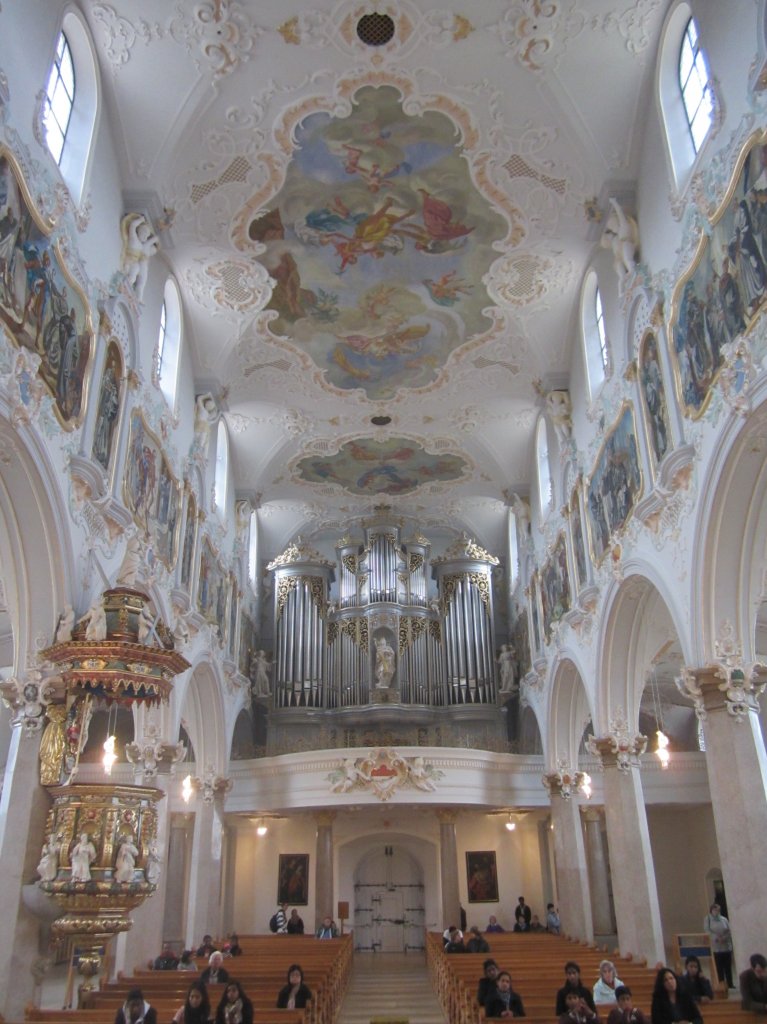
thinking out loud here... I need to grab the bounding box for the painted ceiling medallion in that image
[295,437,468,497]
[242,86,508,401]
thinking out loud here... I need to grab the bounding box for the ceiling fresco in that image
[242,86,508,401]
[294,437,468,496]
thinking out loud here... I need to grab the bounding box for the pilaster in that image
[582,807,614,936]
[437,809,461,929]
[542,768,593,941]
[314,811,336,928]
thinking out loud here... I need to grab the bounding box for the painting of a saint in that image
[198,537,227,637]
[586,404,643,564]
[0,149,92,425]
[122,410,180,570]
[278,853,309,905]
[180,489,197,589]
[92,341,122,474]
[466,850,499,903]
[639,332,671,469]
[540,534,571,643]
[670,133,767,417]
[570,483,588,591]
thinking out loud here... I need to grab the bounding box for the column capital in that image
[436,808,458,825]
[314,810,336,828]
[125,721,186,777]
[677,661,767,723]
[542,759,590,799]
[580,806,604,823]
[587,708,647,772]
[192,764,232,804]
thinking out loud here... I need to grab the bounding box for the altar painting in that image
[670,133,767,417]
[586,404,642,564]
[0,149,92,425]
[123,410,181,570]
[240,86,508,401]
[540,534,571,643]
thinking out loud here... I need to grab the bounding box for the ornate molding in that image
[192,764,232,804]
[327,748,444,801]
[542,758,590,800]
[587,708,647,772]
[676,622,767,722]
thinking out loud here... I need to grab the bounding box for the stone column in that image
[184,775,229,949]
[679,663,767,972]
[589,718,664,965]
[537,816,555,906]
[314,811,335,928]
[437,810,461,929]
[582,807,614,936]
[542,769,593,941]
[163,814,192,948]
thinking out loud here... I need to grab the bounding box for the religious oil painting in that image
[91,340,123,476]
[569,481,588,592]
[466,850,499,903]
[295,437,467,497]
[123,410,181,570]
[0,148,92,425]
[180,487,198,590]
[638,331,671,470]
[670,133,767,418]
[586,403,642,565]
[511,605,531,680]
[278,853,309,906]
[540,533,571,643]
[197,537,228,640]
[238,86,508,400]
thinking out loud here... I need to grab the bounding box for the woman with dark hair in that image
[650,968,702,1024]
[484,970,526,1018]
[680,956,713,1005]
[113,987,158,1024]
[215,981,253,1024]
[172,981,210,1024]
[277,963,313,1009]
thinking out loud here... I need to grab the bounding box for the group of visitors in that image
[269,902,338,938]
[115,963,312,1024]
[152,936,243,974]
[480,900,561,936]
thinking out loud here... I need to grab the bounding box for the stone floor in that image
[336,951,448,1024]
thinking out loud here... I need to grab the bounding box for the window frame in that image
[213,419,230,519]
[678,16,714,155]
[155,277,183,413]
[536,416,553,520]
[581,270,609,402]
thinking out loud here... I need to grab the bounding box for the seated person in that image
[530,914,546,933]
[214,980,253,1024]
[556,962,598,1016]
[444,926,466,953]
[443,924,461,942]
[681,955,713,1005]
[484,969,526,1019]
[114,987,158,1024]
[466,925,490,953]
[287,908,305,934]
[196,934,216,958]
[650,968,702,1024]
[172,981,210,1024]
[514,896,532,932]
[606,985,649,1024]
[594,960,624,1005]
[486,915,505,933]
[277,963,313,1009]
[177,950,197,972]
[559,989,600,1023]
[478,959,500,1006]
[740,953,767,1014]
[200,951,230,986]
[316,915,338,939]
[223,933,242,957]
[547,903,562,934]
[153,944,178,970]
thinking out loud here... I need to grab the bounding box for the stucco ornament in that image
[1,348,46,427]
[587,707,647,772]
[676,621,767,723]
[327,748,444,800]
[0,666,57,734]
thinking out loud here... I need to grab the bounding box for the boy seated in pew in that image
[606,985,649,1024]
[558,989,600,1024]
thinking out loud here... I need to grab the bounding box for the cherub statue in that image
[54,604,75,643]
[83,598,107,641]
[545,389,572,444]
[120,213,159,302]
[600,197,639,285]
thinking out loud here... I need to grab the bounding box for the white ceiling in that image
[88,0,668,563]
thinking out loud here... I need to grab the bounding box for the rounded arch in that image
[230,708,258,760]
[692,384,767,664]
[517,702,544,756]
[546,655,594,767]
[580,268,609,402]
[174,658,227,774]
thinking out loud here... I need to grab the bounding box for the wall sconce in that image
[256,818,268,836]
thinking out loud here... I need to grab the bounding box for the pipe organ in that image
[266,518,505,753]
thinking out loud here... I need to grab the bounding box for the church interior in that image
[1,0,767,1019]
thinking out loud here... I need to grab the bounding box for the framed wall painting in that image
[638,330,672,471]
[669,130,767,419]
[466,850,498,903]
[277,853,309,906]
[91,339,123,479]
[197,536,227,636]
[585,402,643,565]
[540,533,571,643]
[122,409,181,570]
[569,479,588,592]
[0,147,93,427]
[179,486,198,590]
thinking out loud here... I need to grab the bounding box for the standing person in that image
[739,953,767,1013]
[606,986,649,1024]
[215,981,253,1024]
[287,908,305,934]
[271,902,288,934]
[556,962,597,1016]
[276,964,313,1008]
[514,896,532,932]
[172,981,209,1024]
[650,968,702,1024]
[704,902,734,989]
[484,970,526,1018]
[114,987,158,1024]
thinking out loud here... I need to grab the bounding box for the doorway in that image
[353,844,425,952]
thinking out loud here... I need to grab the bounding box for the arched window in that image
[43,13,99,201]
[156,278,182,410]
[658,5,714,187]
[678,17,713,153]
[214,420,230,518]
[507,508,519,591]
[248,509,259,594]
[581,270,608,400]
[536,417,552,518]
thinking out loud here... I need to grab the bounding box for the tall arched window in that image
[42,13,99,201]
[581,270,608,400]
[536,417,552,518]
[658,4,714,187]
[248,510,259,594]
[214,420,230,518]
[507,508,519,591]
[156,278,182,411]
